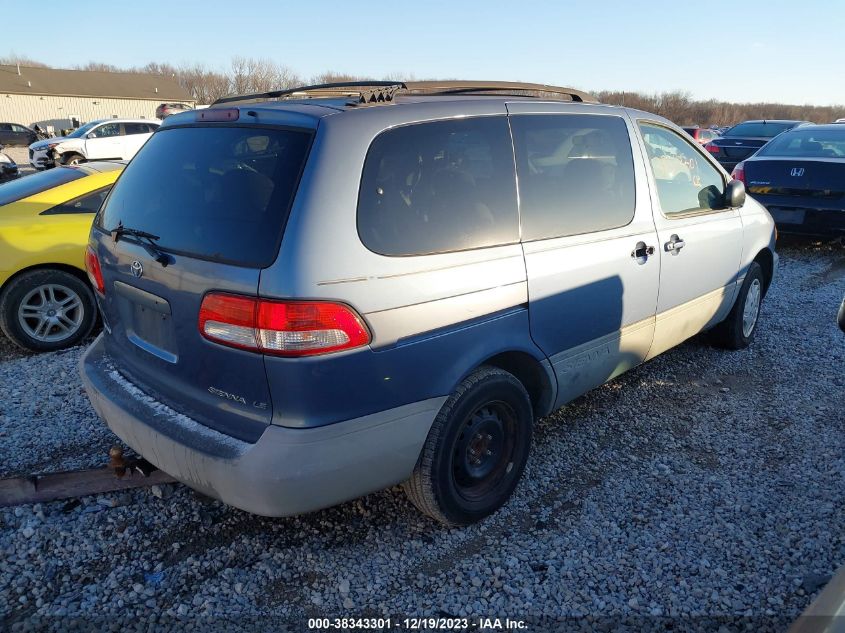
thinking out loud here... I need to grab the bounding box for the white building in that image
[0,65,194,132]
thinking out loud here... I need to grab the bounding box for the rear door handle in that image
[665,234,686,254]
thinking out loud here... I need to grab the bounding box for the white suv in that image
[29,119,159,169]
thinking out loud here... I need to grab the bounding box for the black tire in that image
[60,153,84,166]
[0,269,97,353]
[710,261,765,350]
[403,366,533,526]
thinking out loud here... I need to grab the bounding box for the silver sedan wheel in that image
[17,284,84,342]
[742,278,762,338]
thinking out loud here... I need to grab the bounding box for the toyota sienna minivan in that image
[81,81,777,525]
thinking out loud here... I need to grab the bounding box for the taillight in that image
[704,142,720,156]
[731,162,746,184]
[198,293,370,357]
[85,246,105,296]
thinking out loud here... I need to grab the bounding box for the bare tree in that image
[77,62,122,72]
[0,54,48,67]
[230,57,300,95]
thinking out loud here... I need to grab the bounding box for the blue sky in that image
[4,0,844,105]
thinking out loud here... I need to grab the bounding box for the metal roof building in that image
[0,65,194,131]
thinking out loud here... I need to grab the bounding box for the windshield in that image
[98,125,312,267]
[757,128,845,158]
[725,122,796,138]
[66,121,101,139]
[0,167,86,206]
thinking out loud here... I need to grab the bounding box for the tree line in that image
[2,54,842,125]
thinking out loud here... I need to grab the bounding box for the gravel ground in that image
[0,242,843,632]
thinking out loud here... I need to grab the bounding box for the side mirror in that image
[86,132,96,139]
[725,179,746,208]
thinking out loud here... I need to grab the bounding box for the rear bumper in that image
[762,203,845,236]
[80,335,444,516]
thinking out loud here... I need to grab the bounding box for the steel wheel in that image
[17,283,84,343]
[451,401,518,502]
[742,278,762,338]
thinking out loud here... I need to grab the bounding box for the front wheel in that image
[0,269,97,352]
[710,261,765,350]
[403,366,533,526]
[60,153,84,166]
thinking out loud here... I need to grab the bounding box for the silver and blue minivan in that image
[80,82,777,525]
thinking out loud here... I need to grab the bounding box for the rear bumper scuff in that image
[80,334,444,516]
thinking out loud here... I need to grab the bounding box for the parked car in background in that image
[733,125,845,236]
[0,148,19,182]
[28,119,159,169]
[0,122,38,147]
[682,126,720,145]
[834,118,845,124]
[0,162,124,352]
[155,103,193,119]
[80,81,777,526]
[705,120,809,171]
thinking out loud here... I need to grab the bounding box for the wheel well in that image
[481,351,554,419]
[0,263,89,297]
[753,248,774,294]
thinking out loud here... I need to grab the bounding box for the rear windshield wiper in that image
[110,222,171,267]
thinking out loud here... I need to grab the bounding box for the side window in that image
[510,114,636,241]
[42,187,112,215]
[123,123,149,135]
[145,124,159,134]
[357,116,519,256]
[0,124,12,132]
[90,123,121,139]
[639,122,725,216]
[11,124,27,133]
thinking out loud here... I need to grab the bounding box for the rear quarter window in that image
[357,116,519,256]
[98,125,312,267]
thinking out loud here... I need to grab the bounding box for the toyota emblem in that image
[130,260,144,278]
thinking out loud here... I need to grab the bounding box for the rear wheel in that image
[710,261,765,350]
[403,366,533,526]
[0,269,97,352]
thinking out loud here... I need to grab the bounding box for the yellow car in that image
[0,162,123,352]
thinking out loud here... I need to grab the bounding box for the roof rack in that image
[212,81,404,106]
[402,81,598,103]
[211,80,598,106]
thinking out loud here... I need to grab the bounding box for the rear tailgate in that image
[745,158,845,204]
[90,120,314,442]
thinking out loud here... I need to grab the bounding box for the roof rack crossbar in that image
[211,80,598,106]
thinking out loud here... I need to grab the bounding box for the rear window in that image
[98,126,312,267]
[0,167,86,206]
[725,122,796,138]
[357,116,519,256]
[756,128,845,158]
